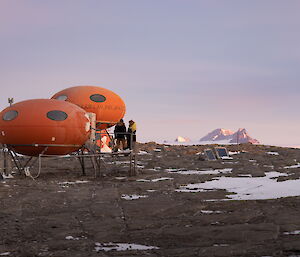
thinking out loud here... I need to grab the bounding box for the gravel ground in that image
[1,143,300,257]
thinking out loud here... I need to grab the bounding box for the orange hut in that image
[51,85,126,129]
[0,99,90,156]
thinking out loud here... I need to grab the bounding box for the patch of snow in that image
[121,194,148,200]
[58,181,89,185]
[283,230,300,235]
[201,210,223,214]
[264,165,274,168]
[95,242,159,252]
[284,163,300,169]
[176,187,212,193]
[136,179,150,182]
[267,152,279,155]
[165,168,179,172]
[249,160,257,162]
[151,177,174,182]
[0,253,10,256]
[229,151,240,155]
[170,168,232,175]
[138,150,151,155]
[213,244,229,247]
[1,174,13,179]
[65,236,80,240]
[146,189,156,192]
[221,156,233,160]
[137,177,173,182]
[176,172,300,200]
[154,149,162,152]
[115,177,127,180]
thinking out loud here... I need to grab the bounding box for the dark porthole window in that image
[3,110,18,121]
[90,94,106,103]
[47,110,68,121]
[55,95,68,101]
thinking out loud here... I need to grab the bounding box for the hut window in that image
[47,110,68,121]
[3,110,18,121]
[55,95,68,101]
[90,94,106,103]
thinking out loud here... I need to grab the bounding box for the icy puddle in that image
[95,242,159,252]
[176,172,300,200]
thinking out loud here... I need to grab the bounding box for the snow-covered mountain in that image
[229,128,260,144]
[175,136,190,143]
[200,128,260,144]
[200,128,234,142]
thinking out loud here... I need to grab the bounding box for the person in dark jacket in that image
[114,119,127,151]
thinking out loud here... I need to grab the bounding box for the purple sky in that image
[1,1,300,145]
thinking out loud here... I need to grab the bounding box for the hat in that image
[129,120,134,123]
[120,119,124,122]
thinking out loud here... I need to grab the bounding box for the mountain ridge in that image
[200,128,259,144]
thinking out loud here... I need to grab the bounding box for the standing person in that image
[127,120,137,150]
[114,119,127,151]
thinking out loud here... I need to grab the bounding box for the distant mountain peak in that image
[230,128,260,144]
[175,136,190,143]
[200,128,259,144]
[200,128,234,142]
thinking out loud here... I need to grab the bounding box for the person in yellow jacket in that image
[127,120,136,150]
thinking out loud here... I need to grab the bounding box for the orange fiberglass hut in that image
[51,85,126,129]
[0,99,91,156]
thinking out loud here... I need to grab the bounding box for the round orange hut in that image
[0,99,91,156]
[51,85,126,129]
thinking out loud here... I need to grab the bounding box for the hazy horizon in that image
[1,1,300,146]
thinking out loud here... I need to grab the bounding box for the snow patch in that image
[200,210,223,214]
[138,150,151,155]
[58,181,89,185]
[1,174,13,179]
[65,236,80,240]
[267,152,279,155]
[170,168,232,175]
[95,242,159,252]
[221,156,233,160]
[121,194,148,200]
[176,172,300,200]
[284,163,300,169]
[136,177,173,182]
[283,230,300,235]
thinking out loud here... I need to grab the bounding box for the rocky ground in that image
[1,143,300,257]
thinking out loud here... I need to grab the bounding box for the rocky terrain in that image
[1,143,300,256]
